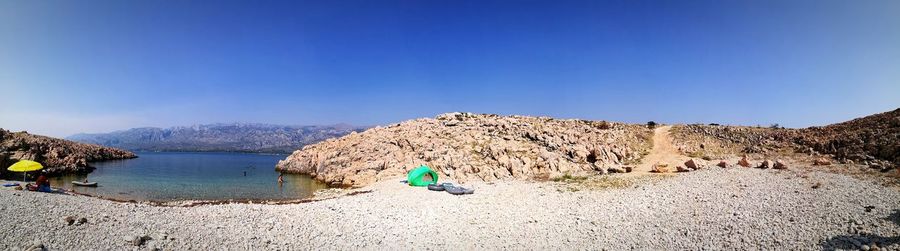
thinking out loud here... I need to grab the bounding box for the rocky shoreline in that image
[2,167,898,250]
[277,112,653,187]
[0,129,136,177]
[57,186,369,207]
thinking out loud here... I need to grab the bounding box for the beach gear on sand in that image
[3,183,19,187]
[71,181,98,187]
[7,160,43,182]
[427,183,446,191]
[406,165,438,187]
[444,185,474,195]
[423,182,476,195]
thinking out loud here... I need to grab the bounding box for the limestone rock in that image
[123,236,137,245]
[276,113,653,187]
[676,166,692,172]
[651,163,669,173]
[717,161,728,168]
[773,160,787,170]
[738,157,751,168]
[813,158,832,166]
[795,108,900,168]
[757,160,770,169]
[684,159,699,170]
[124,235,150,246]
[154,230,169,241]
[63,216,76,226]
[23,239,45,251]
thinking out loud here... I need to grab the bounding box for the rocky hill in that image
[68,123,365,153]
[276,112,653,187]
[670,125,802,158]
[0,129,136,177]
[671,108,900,171]
[794,108,900,168]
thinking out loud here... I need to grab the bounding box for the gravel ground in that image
[1,167,899,250]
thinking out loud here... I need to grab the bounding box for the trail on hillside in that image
[632,126,690,174]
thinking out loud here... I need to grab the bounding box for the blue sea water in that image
[50,152,326,201]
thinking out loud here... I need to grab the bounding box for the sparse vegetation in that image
[647,121,657,129]
[687,151,705,158]
[670,124,801,158]
[684,150,714,161]
[597,121,611,130]
[551,173,588,182]
[623,149,650,165]
[558,175,673,192]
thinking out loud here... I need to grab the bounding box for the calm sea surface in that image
[50,152,326,201]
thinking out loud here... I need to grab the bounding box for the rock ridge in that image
[671,108,900,171]
[67,123,365,153]
[277,112,652,187]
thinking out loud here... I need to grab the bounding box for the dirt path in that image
[632,125,690,174]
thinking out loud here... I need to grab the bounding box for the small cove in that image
[50,152,326,202]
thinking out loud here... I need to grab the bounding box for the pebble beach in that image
[2,167,899,250]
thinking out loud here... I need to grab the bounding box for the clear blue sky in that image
[1,0,898,137]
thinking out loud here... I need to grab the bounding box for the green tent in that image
[407,165,438,186]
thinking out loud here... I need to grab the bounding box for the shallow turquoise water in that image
[50,152,326,201]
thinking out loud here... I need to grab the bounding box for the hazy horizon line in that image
[4,107,896,139]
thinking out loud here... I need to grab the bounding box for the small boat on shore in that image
[71,181,98,187]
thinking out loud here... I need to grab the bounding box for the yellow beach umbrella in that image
[7,160,43,182]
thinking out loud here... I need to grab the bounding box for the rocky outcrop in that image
[670,125,801,158]
[276,112,653,187]
[67,123,365,154]
[793,108,900,169]
[671,108,900,170]
[0,129,136,177]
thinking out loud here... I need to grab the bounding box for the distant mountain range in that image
[67,123,367,153]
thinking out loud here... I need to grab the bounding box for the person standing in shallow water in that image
[277,173,284,184]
